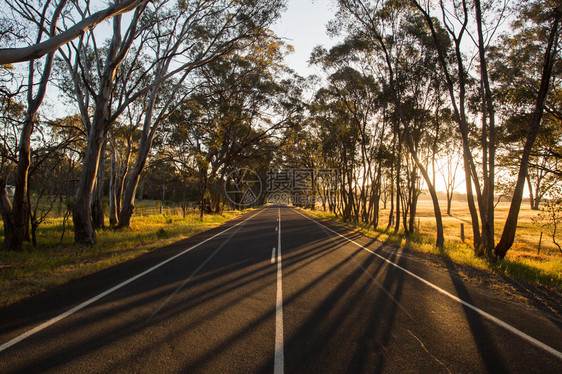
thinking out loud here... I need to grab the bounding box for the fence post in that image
[538,231,543,254]
[460,223,465,242]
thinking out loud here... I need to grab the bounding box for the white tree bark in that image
[0,0,150,64]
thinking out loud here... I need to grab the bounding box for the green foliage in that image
[156,227,168,238]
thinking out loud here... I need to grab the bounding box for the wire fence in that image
[30,197,201,219]
[132,203,200,217]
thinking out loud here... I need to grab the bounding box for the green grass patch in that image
[0,210,247,307]
[300,208,562,290]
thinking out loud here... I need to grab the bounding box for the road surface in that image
[0,205,561,373]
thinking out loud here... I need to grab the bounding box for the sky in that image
[271,0,341,77]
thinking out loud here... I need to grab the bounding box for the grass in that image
[0,208,247,307]
[301,200,562,290]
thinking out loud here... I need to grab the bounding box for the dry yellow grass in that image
[304,199,562,289]
[0,210,247,307]
[409,200,561,257]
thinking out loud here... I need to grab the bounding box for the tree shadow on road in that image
[441,257,509,373]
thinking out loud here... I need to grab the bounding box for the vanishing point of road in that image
[0,205,561,373]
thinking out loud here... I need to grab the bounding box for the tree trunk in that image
[386,139,395,231]
[526,173,537,210]
[91,140,106,229]
[72,15,124,244]
[118,158,144,228]
[118,79,161,228]
[118,132,154,227]
[7,116,33,251]
[115,138,131,213]
[109,149,118,226]
[408,166,418,233]
[0,182,16,250]
[475,0,497,260]
[73,123,106,244]
[495,16,559,259]
[446,189,453,216]
[394,150,401,234]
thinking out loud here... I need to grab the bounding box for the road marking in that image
[271,247,276,264]
[274,206,284,374]
[149,222,246,320]
[311,217,413,320]
[0,209,264,354]
[292,208,562,361]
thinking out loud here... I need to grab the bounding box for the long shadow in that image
[442,257,509,373]
[262,244,408,373]
[1,207,408,373]
[348,250,409,374]
[0,209,267,334]
[0,212,282,372]
[102,222,363,372]
[254,208,411,373]
[0,207,355,373]
[504,279,562,328]
[176,244,371,373]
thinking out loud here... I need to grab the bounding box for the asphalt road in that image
[0,205,561,373]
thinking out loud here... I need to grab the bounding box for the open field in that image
[305,199,562,289]
[0,206,246,307]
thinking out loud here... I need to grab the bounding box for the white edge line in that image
[292,208,562,361]
[0,209,264,354]
[274,207,284,374]
[149,222,247,320]
[310,216,413,320]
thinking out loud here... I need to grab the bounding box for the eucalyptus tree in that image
[409,0,560,259]
[0,0,152,64]
[311,38,404,226]
[56,3,147,243]
[326,68,380,223]
[0,0,69,250]
[0,0,151,245]
[117,1,290,227]
[333,0,446,248]
[491,0,562,213]
[310,86,362,221]
[492,0,560,257]
[435,121,463,216]
[55,0,287,241]
[164,36,303,218]
[405,0,484,254]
